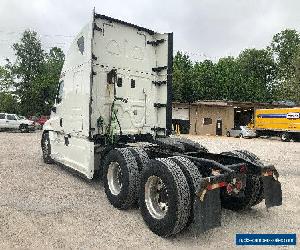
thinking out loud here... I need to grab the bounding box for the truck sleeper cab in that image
[42,12,282,237]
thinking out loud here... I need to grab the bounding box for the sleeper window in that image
[131,79,135,88]
[117,78,122,87]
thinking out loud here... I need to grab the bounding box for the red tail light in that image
[226,184,233,193]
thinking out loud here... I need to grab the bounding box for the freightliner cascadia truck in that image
[41,11,282,237]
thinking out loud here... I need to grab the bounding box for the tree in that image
[293,49,300,102]
[279,48,300,103]
[13,30,45,91]
[0,61,18,112]
[11,30,45,115]
[236,48,276,102]
[29,47,65,116]
[10,30,64,116]
[173,52,195,102]
[193,59,218,100]
[0,92,19,113]
[172,49,277,103]
[271,29,300,81]
[215,57,240,101]
[0,61,14,92]
[271,29,300,102]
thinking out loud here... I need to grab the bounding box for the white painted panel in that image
[172,107,189,120]
[49,131,94,179]
[91,17,170,137]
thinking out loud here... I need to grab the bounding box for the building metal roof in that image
[173,100,294,108]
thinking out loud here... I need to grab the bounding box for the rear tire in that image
[155,137,209,153]
[139,158,191,237]
[175,138,209,153]
[220,150,264,210]
[226,131,230,137]
[169,156,202,226]
[129,147,150,172]
[281,132,291,142]
[103,148,140,210]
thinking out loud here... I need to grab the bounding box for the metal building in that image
[172,101,289,136]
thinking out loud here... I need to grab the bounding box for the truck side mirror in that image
[51,106,57,113]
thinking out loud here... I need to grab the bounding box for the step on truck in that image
[41,11,282,237]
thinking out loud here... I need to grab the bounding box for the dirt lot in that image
[0,132,299,248]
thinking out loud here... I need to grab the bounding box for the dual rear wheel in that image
[281,132,295,142]
[103,148,266,236]
[42,134,265,236]
[103,149,201,237]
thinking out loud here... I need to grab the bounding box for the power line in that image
[0,30,75,38]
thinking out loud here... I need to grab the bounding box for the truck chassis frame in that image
[42,132,282,237]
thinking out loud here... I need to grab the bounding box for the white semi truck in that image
[41,11,282,237]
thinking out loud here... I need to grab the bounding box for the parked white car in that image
[0,113,35,132]
[226,126,256,138]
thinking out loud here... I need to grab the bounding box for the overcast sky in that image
[0,0,300,64]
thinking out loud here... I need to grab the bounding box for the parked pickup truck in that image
[0,113,35,132]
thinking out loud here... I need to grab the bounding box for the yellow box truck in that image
[255,107,300,141]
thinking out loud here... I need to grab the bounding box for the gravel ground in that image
[0,131,299,249]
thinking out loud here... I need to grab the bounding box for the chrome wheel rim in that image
[145,176,168,220]
[107,162,122,195]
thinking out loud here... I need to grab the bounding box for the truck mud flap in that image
[262,176,282,208]
[190,189,221,233]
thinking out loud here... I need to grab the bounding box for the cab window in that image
[0,113,5,119]
[57,80,64,103]
[7,114,17,120]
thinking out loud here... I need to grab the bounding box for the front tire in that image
[226,131,230,137]
[103,148,140,210]
[41,131,53,163]
[19,124,29,133]
[139,158,191,237]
